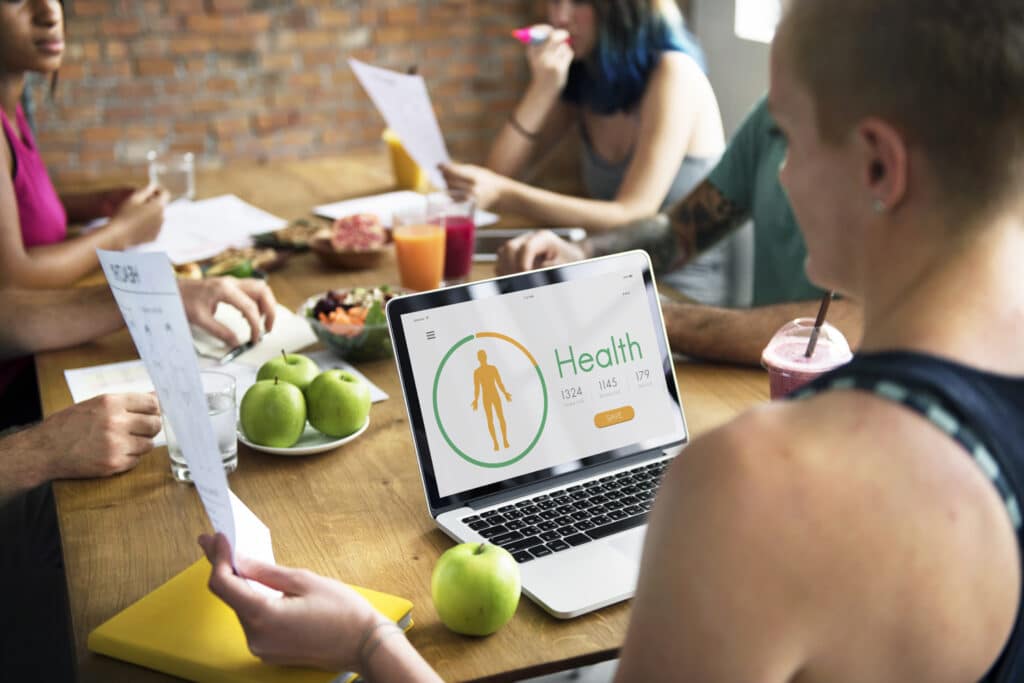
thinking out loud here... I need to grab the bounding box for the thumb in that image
[235,556,314,597]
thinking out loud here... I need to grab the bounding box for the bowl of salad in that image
[302,285,403,361]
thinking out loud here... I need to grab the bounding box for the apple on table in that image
[239,377,307,448]
[432,543,521,636]
[306,369,371,437]
[257,350,320,394]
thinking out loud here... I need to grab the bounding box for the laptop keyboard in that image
[459,459,669,563]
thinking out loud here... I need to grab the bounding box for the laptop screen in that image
[387,251,687,513]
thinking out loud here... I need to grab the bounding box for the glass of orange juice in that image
[393,204,446,291]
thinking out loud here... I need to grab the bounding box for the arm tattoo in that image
[585,180,748,275]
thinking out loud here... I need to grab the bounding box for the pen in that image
[512,26,572,46]
[218,341,255,365]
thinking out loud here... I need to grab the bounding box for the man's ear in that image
[856,118,908,213]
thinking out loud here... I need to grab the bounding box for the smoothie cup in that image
[761,318,853,399]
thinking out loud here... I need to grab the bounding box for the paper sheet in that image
[129,195,287,265]
[191,302,318,366]
[314,190,499,228]
[96,249,254,561]
[349,59,449,189]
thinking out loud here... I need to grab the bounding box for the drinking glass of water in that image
[163,370,237,482]
[147,150,196,201]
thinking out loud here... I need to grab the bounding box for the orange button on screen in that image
[594,405,636,428]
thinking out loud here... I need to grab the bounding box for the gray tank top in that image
[580,126,736,306]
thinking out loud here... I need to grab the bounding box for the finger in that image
[514,238,543,272]
[198,533,214,554]
[104,452,146,477]
[193,311,242,348]
[124,411,162,438]
[119,392,161,415]
[205,534,266,619]
[123,436,155,457]
[238,280,277,335]
[234,556,315,597]
[221,287,263,345]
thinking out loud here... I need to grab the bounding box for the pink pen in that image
[512,25,571,45]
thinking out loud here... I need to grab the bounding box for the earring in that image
[873,199,888,214]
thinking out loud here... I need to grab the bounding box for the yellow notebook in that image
[88,558,414,683]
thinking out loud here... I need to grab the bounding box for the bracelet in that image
[508,114,540,141]
[357,620,403,669]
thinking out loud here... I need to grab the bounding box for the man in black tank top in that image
[191,3,1024,681]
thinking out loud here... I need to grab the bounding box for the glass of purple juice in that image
[761,318,852,400]
[428,191,476,285]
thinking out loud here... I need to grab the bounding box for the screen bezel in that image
[386,251,688,516]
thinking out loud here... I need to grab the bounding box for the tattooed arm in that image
[585,179,748,275]
[495,179,747,277]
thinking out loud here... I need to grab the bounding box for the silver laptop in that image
[386,251,688,618]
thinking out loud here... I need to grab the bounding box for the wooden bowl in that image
[309,236,389,270]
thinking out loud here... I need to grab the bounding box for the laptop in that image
[386,251,688,618]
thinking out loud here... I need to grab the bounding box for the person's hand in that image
[525,26,574,95]
[200,533,384,672]
[109,185,169,246]
[496,229,586,275]
[95,186,136,217]
[438,162,508,210]
[471,399,478,411]
[31,393,161,481]
[179,277,277,348]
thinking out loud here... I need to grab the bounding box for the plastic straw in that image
[804,291,834,358]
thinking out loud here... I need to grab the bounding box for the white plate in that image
[237,417,370,456]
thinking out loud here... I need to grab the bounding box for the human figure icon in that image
[471,349,512,451]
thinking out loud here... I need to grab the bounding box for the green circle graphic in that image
[432,333,548,468]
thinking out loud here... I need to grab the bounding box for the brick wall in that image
[33,0,539,185]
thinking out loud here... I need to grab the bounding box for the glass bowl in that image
[300,288,401,362]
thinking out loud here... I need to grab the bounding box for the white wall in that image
[690,0,772,136]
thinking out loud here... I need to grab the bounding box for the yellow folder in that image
[88,558,414,683]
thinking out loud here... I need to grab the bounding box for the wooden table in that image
[38,156,770,683]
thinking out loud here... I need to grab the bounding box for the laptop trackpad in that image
[523,531,646,619]
[607,526,646,563]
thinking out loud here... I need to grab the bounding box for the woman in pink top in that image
[0,0,168,288]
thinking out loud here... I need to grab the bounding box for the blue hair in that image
[562,3,706,115]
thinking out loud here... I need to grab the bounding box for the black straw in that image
[804,291,834,358]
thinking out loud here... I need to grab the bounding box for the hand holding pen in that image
[516,24,574,96]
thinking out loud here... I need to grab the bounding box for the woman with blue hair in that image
[441,0,734,304]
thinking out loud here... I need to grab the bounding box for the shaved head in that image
[778,0,1024,219]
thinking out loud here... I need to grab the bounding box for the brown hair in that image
[780,0,1024,219]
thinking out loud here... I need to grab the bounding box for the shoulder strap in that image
[793,374,1022,533]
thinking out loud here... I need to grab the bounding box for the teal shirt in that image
[707,98,823,306]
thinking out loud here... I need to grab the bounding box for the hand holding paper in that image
[97,249,264,564]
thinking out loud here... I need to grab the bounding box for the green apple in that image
[239,377,307,448]
[431,543,521,636]
[257,350,320,394]
[306,370,371,437]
